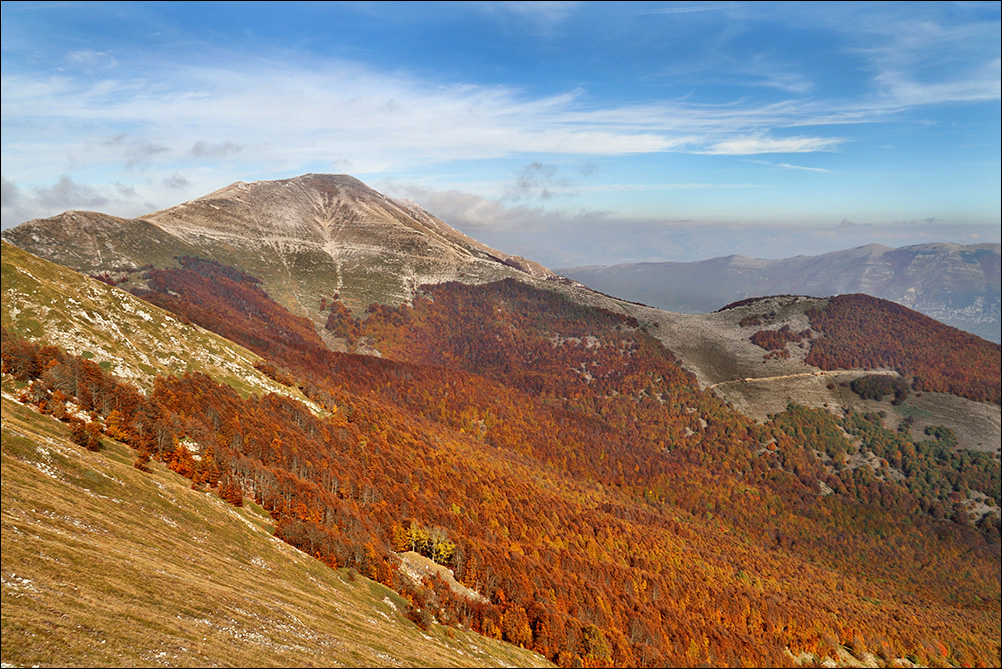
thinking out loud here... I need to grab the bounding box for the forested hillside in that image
[732,292,1001,403]
[4,255,997,667]
[0,396,551,668]
[803,294,1001,404]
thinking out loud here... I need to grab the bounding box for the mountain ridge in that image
[2,175,567,342]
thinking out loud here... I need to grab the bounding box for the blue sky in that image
[2,1,999,266]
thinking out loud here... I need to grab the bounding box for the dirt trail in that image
[708,369,896,390]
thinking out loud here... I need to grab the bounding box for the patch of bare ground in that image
[900,391,1001,456]
[634,296,827,389]
[633,296,883,422]
[397,552,487,604]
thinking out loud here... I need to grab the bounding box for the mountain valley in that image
[2,174,1000,668]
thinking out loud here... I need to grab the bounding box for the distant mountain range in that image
[560,243,1002,343]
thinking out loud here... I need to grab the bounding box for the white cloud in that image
[0,174,164,227]
[848,10,1001,106]
[65,49,119,71]
[494,1,579,24]
[190,141,242,159]
[103,133,169,169]
[31,175,109,209]
[701,135,844,155]
[2,55,860,188]
[638,5,732,16]
[874,62,1002,106]
[162,173,190,189]
[745,160,835,174]
[383,182,548,232]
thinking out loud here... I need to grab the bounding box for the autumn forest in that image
[3,256,1000,668]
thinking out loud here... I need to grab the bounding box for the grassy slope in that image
[0,394,551,668]
[1,241,305,402]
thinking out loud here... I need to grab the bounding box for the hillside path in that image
[707,369,896,390]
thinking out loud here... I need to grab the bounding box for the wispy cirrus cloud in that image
[700,134,844,155]
[744,159,835,174]
[1,56,854,182]
[65,49,120,72]
[832,4,1001,106]
[636,4,734,16]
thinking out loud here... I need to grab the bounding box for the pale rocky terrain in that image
[398,551,488,604]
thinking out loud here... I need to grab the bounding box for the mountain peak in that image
[140,173,560,283]
[157,172,561,272]
[2,173,564,341]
